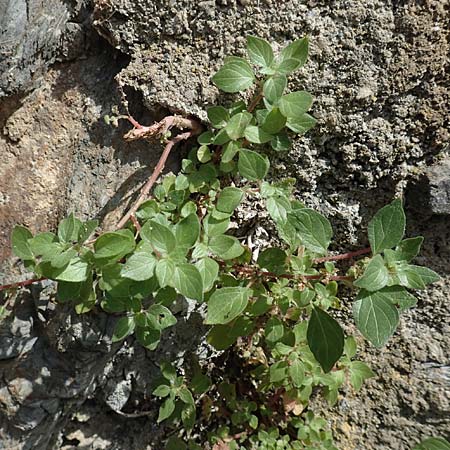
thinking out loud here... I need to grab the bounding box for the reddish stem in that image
[314,247,371,264]
[0,277,47,292]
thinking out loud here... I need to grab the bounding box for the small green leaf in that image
[414,438,450,450]
[205,287,250,325]
[225,111,252,140]
[160,362,177,381]
[257,248,287,274]
[278,91,313,119]
[263,75,287,103]
[197,145,211,163]
[266,195,291,223]
[175,214,200,248]
[55,257,90,282]
[121,252,157,281]
[244,125,273,144]
[217,187,244,214]
[212,128,231,145]
[393,263,440,290]
[271,132,291,151]
[147,304,177,330]
[261,108,287,134]
[178,387,195,406]
[353,290,400,348]
[344,336,357,358]
[246,35,274,68]
[11,226,34,260]
[277,37,309,74]
[195,257,219,292]
[373,285,417,312]
[269,361,288,383]
[288,208,332,255]
[94,230,135,263]
[265,317,285,343]
[58,213,82,243]
[152,384,171,397]
[141,220,176,255]
[157,396,176,423]
[286,113,317,134]
[50,248,77,269]
[208,235,244,260]
[368,199,406,254]
[238,149,270,181]
[221,141,240,163]
[173,263,203,301]
[354,255,389,291]
[212,58,255,93]
[349,361,375,391]
[29,232,59,258]
[289,359,305,388]
[203,214,230,237]
[207,106,230,128]
[394,236,423,261]
[307,308,344,373]
[156,258,176,288]
[112,316,135,342]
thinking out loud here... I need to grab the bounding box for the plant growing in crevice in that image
[1,35,440,449]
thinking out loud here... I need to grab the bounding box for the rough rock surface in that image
[0,0,449,449]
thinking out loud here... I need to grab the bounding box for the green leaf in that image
[173,263,203,301]
[394,236,423,261]
[269,361,288,383]
[158,396,176,422]
[121,252,157,281]
[29,232,59,258]
[78,219,99,243]
[354,255,389,291]
[212,128,231,145]
[257,248,287,275]
[344,336,357,358]
[141,220,176,255]
[263,75,287,103]
[349,361,375,391]
[244,125,273,144]
[225,111,252,140]
[265,317,285,343]
[261,108,287,134]
[195,257,219,292]
[11,226,34,260]
[277,37,309,74]
[54,257,90,282]
[136,326,161,350]
[147,304,177,330]
[221,141,240,163]
[373,285,417,312]
[197,145,211,163]
[178,387,195,406]
[266,195,291,223]
[212,58,255,93]
[175,214,200,248]
[205,287,250,324]
[197,131,214,145]
[368,199,406,254]
[160,362,177,381]
[393,263,440,290]
[286,113,317,134]
[271,132,291,151]
[50,248,77,268]
[353,290,400,348]
[217,187,244,214]
[190,373,211,395]
[208,235,244,260]
[207,106,229,128]
[307,308,344,372]
[238,149,270,181]
[246,35,274,67]
[203,214,230,237]
[152,384,171,397]
[288,208,332,254]
[278,91,313,119]
[94,230,135,263]
[181,402,196,430]
[156,258,176,288]
[58,213,82,243]
[112,316,135,342]
[289,359,305,388]
[414,438,450,450]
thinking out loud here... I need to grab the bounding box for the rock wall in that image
[0,0,449,449]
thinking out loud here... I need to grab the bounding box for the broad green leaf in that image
[288,208,332,254]
[93,230,135,263]
[354,255,389,291]
[414,438,450,450]
[269,361,288,383]
[373,285,417,312]
[212,58,255,93]
[261,108,286,134]
[205,287,250,324]
[58,213,82,243]
[141,220,176,255]
[178,387,195,406]
[208,235,244,260]
[307,308,344,373]
[265,317,285,343]
[393,263,440,290]
[155,258,175,288]
[29,232,59,258]
[225,111,252,140]
[244,125,273,144]
[286,113,317,134]
[266,195,291,223]
[57,276,93,303]
[181,402,196,430]
[175,214,200,248]
[271,132,291,151]
[197,131,214,145]
[195,257,219,292]
[212,128,231,145]
[112,316,135,342]
[78,219,99,243]
[278,91,313,119]
[157,396,176,422]
[11,226,34,260]
[277,37,309,74]
[197,145,211,163]
[289,359,305,388]
[263,75,287,103]
[147,304,177,330]
[238,149,270,181]
[136,326,160,350]
[246,35,274,67]
[166,437,187,450]
[216,187,244,214]
[54,257,90,282]
[394,236,423,261]
[221,141,240,163]
[152,384,171,397]
[368,199,406,254]
[136,199,159,220]
[203,214,230,237]
[160,361,177,381]
[353,290,399,348]
[173,263,203,301]
[190,373,211,395]
[50,248,77,268]
[121,252,157,281]
[349,361,375,391]
[207,106,229,128]
[257,248,287,275]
